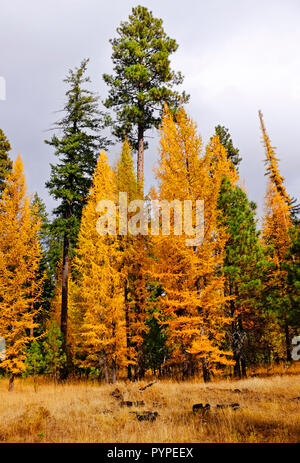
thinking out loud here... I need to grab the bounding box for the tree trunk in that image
[230,289,242,378]
[137,123,144,189]
[133,240,146,381]
[135,353,145,381]
[61,233,69,342]
[111,359,117,384]
[125,281,132,380]
[238,315,247,377]
[201,359,210,383]
[8,373,14,391]
[60,232,69,379]
[241,358,247,378]
[284,318,292,362]
[195,275,210,382]
[30,300,34,338]
[111,322,117,383]
[136,120,145,377]
[233,350,241,378]
[102,351,109,384]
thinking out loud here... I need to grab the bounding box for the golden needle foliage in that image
[0,155,42,385]
[260,111,294,360]
[259,110,291,206]
[115,140,147,378]
[150,106,237,377]
[71,152,127,382]
[260,111,292,285]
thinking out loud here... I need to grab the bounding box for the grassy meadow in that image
[0,366,299,443]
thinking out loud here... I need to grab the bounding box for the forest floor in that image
[0,367,300,443]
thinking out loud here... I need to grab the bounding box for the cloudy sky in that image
[1,0,299,221]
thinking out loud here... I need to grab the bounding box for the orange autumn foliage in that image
[150,106,236,377]
[260,111,292,282]
[71,152,127,382]
[115,140,147,378]
[260,111,293,360]
[0,156,43,384]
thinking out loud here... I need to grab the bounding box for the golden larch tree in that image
[71,151,127,382]
[259,110,293,361]
[151,106,236,381]
[0,155,43,390]
[115,139,147,380]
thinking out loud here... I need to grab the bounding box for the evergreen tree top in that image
[214,125,242,169]
[45,59,111,247]
[103,5,189,150]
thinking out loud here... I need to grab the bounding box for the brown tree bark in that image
[125,281,132,380]
[102,351,109,384]
[285,318,292,362]
[201,359,210,383]
[137,123,144,189]
[60,232,70,380]
[111,359,117,384]
[8,373,14,391]
[238,315,247,377]
[61,234,69,342]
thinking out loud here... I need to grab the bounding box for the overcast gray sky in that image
[1,0,299,220]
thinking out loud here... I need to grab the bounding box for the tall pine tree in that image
[218,178,267,376]
[45,59,110,371]
[214,125,241,169]
[215,126,267,377]
[103,5,189,186]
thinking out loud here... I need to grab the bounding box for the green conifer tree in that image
[215,127,267,376]
[103,5,189,185]
[284,226,300,332]
[45,59,111,370]
[218,178,267,376]
[214,125,241,169]
[31,194,57,334]
[43,322,66,385]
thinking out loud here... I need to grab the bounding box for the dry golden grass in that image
[0,372,299,443]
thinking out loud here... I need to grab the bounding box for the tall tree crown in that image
[45,58,111,247]
[214,125,241,169]
[103,5,189,150]
[259,110,291,205]
[259,110,300,221]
